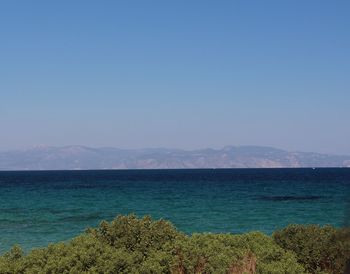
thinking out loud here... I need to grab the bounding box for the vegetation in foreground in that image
[0,215,349,274]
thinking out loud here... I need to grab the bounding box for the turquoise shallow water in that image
[0,168,349,253]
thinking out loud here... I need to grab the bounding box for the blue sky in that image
[1,1,349,154]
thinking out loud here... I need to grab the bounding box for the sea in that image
[0,168,349,254]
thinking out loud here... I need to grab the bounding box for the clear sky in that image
[1,1,349,154]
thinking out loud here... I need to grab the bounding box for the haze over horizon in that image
[1,144,350,170]
[1,1,349,154]
[2,144,350,157]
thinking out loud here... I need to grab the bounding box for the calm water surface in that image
[0,168,349,253]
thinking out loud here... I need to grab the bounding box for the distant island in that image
[0,145,349,170]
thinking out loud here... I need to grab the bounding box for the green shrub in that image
[273,224,350,274]
[90,214,183,254]
[171,232,304,274]
[7,215,350,273]
[0,215,180,274]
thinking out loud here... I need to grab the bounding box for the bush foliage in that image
[0,215,348,273]
[273,224,350,274]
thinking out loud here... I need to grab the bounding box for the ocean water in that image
[0,168,349,253]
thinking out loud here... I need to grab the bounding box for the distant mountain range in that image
[0,145,349,170]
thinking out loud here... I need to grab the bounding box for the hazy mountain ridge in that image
[0,145,349,170]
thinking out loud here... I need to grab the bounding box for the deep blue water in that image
[0,168,349,253]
